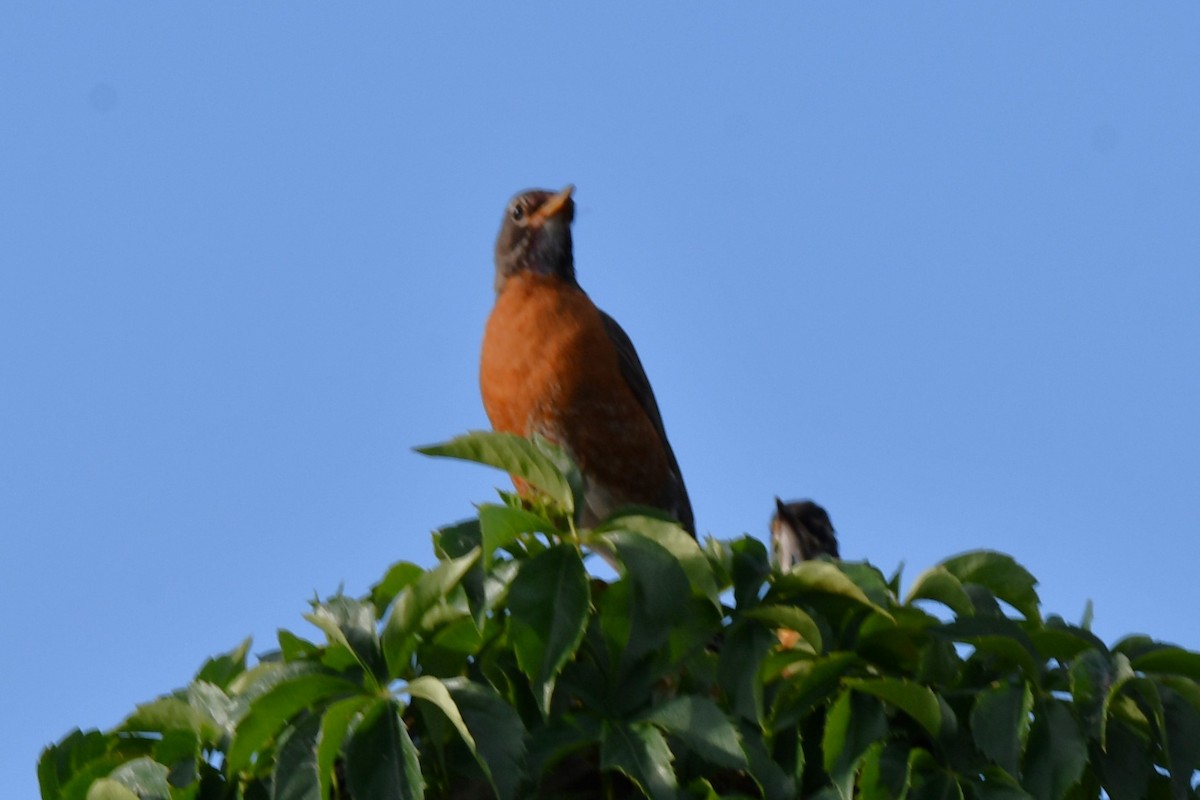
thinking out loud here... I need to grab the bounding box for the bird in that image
[770,497,839,568]
[479,185,695,536]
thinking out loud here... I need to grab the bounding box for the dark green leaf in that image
[971,681,1033,777]
[637,695,747,770]
[316,695,373,800]
[227,674,362,774]
[344,698,423,800]
[938,617,1042,683]
[824,689,888,800]
[506,544,589,715]
[858,742,911,800]
[1160,684,1200,799]
[600,722,678,800]
[272,712,320,800]
[718,621,777,726]
[277,629,322,663]
[1097,718,1152,800]
[416,431,575,514]
[445,678,528,800]
[431,518,482,559]
[938,551,1041,623]
[1022,700,1086,800]
[770,651,862,732]
[729,535,771,610]
[600,530,696,668]
[845,678,942,739]
[1132,647,1200,682]
[1069,649,1114,741]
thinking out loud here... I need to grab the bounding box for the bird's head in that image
[493,185,576,293]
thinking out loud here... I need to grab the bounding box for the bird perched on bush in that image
[771,497,839,567]
[480,185,695,536]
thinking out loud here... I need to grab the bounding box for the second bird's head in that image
[494,185,576,293]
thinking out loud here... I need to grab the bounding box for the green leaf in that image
[381,549,480,679]
[824,690,888,800]
[970,681,1033,777]
[106,757,171,798]
[600,530,697,667]
[905,566,975,618]
[1069,649,1114,742]
[506,544,589,715]
[938,551,1041,623]
[278,629,321,662]
[746,605,823,654]
[1131,647,1200,681]
[593,512,720,605]
[1160,684,1200,799]
[637,695,748,770]
[600,722,679,800]
[1022,700,1086,800]
[407,675,478,753]
[770,651,862,732]
[845,678,942,738]
[769,561,894,621]
[121,696,219,743]
[938,617,1042,683]
[272,712,321,800]
[416,431,575,514]
[303,595,386,686]
[444,678,528,800]
[717,621,777,726]
[227,674,363,774]
[370,561,425,612]
[194,638,252,689]
[1097,718,1152,800]
[317,696,373,800]
[858,742,911,800]
[345,698,423,800]
[85,780,139,800]
[729,535,771,610]
[431,518,482,559]
[478,503,559,567]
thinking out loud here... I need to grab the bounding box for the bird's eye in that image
[510,204,525,222]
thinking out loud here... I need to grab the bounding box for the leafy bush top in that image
[40,432,1200,800]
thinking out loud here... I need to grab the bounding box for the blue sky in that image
[3,4,1198,794]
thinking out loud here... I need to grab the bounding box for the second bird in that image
[480,185,695,536]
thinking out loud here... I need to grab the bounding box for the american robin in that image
[770,497,839,567]
[480,185,695,536]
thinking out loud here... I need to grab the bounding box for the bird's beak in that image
[775,496,787,517]
[529,184,575,225]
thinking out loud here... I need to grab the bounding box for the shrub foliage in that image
[40,432,1200,799]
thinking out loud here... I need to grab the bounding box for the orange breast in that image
[479,273,669,507]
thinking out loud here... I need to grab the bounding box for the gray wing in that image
[599,310,696,536]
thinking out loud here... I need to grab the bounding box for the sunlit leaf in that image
[416,431,575,514]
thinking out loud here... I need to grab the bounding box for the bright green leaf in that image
[416,431,575,514]
[316,695,373,800]
[905,566,975,618]
[770,561,893,622]
[227,674,362,774]
[370,561,425,612]
[478,503,559,567]
[85,780,139,800]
